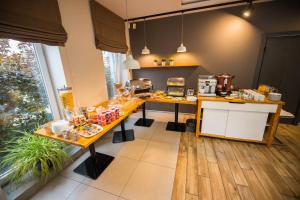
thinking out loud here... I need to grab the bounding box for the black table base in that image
[113,120,135,143]
[134,118,154,127]
[134,102,154,127]
[166,121,186,132]
[165,103,186,132]
[73,144,114,180]
[113,129,134,143]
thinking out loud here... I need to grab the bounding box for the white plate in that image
[78,124,103,138]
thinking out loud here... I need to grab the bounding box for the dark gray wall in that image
[130,0,300,113]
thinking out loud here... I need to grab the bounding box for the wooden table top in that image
[198,96,284,105]
[35,95,197,148]
[146,96,197,105]
[35,98,145,149]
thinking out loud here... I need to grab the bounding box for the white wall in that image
[58,0,108,107]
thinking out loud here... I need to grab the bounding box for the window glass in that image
[102,51,127,99]
[0,39,54,161]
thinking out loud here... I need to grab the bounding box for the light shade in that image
[141,46,150,55]
[177,43,187,53]
[124,54,140,69]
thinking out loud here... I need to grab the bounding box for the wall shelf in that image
[137,65,199,69]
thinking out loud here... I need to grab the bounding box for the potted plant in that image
[169,58,175,66]
[0,132,69,183]
[161,58,166,66]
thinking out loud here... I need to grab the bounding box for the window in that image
[102,51,128,99]
[0,39,60,175]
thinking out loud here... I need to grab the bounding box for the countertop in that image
[198,96,284,105]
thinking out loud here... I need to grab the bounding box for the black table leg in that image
[134,102,154,127]
[73,143,114,180]
[113,120,135,143]
[166,103,186,132]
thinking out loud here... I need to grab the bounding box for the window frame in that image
[102,51,127,99]
[34,43,62,120]
[0,41,63,186]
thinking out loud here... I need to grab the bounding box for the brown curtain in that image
[0,0,67,46]
[90,0,128,53]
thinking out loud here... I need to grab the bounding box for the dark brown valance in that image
[0,0,67,46]
[90,0,128,53]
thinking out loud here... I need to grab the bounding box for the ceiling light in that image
[177,43,187,53]
[177,12,187,53]
[124,54,140,69]
[142,46,150,55]
[243,10,251,17]
[242,0,253,18]
[141,19,150,55]
[124,0,140,69]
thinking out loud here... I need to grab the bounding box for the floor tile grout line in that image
[77,153,141,198]
[118,156,141,199]
[118,122,178,199]
[78,181,121,198]
[62,177,82,200]
[60,174,85,183]
[140,159,177,170]
[146,139,181,148]
[59,174,83,185]
[91,136,150,198]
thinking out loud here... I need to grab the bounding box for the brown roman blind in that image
[0,0,67,46]
[90,0,128,53]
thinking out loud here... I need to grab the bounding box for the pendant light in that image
[177,12,187,53]
[124,0,140,69]
[141,18,150,55]
[242,0,253,18]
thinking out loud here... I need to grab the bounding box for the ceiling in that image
[96,0,241,19]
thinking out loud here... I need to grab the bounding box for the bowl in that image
[187,96,197,102]
[268,92,282,101]
[51,120,69,136]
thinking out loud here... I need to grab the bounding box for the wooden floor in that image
[172,124,300,200]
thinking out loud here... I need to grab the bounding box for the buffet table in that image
[36,98,144,179]
[145,97,197,132]
[196,96,284,147]
[35,94,284,180]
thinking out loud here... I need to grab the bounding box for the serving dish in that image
[77,124,103,138]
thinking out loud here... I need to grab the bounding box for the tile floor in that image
[30,118,181,200]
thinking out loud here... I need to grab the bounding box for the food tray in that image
[78,124,103,138]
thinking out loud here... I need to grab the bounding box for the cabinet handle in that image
[228,101,245,104]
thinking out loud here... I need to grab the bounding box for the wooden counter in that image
[146,96,197,105]
[196,96,284,147]
[197,96,284,105]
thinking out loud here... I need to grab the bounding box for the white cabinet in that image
[201,101,277,141]
[202,101,277,113]
[201,109,228,136]
[225,111,268,141]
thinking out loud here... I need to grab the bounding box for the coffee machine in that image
[198,75,217,96]
[216,74,235,96]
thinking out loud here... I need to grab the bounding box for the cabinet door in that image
[226,111,268,141]
[201,109,228,136]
